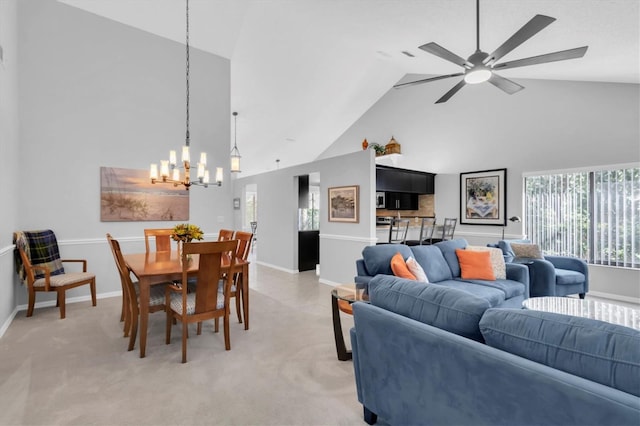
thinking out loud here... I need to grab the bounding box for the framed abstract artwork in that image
[328,185,359,223]
[460,168,506,226]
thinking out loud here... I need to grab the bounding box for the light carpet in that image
[0,265,366,426]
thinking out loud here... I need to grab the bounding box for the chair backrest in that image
[418,217,437,244]
[106,233,139,317]
[13,230,65,285]
[388,218,410,244]
[218,229,234,241]
[234,231,253,260]
[441,218,457,240]
[144,228,173,253]
[182,240,237,314]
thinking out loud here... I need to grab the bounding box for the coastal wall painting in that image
[100,167,189,222]
[328,185,359,223]
[460,168,506,226]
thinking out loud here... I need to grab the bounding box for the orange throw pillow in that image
[390,252,417,280]
[456,249,496,280]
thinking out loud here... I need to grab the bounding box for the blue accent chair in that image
[493,239,589,299]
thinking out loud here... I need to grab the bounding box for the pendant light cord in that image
[185,0,190,146]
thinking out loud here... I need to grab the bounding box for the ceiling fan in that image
[394,0,588,103]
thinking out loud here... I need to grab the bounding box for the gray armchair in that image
[495,240,589,299]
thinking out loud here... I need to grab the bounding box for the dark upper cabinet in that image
[385,192,419,210]
[376,165,435,194]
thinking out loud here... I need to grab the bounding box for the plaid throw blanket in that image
[13,230,65,285]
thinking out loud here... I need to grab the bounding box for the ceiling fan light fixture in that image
[464,67,492,84]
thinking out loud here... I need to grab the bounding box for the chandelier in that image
[149,0,222,190]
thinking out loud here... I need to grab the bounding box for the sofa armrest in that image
[505,263,530,297]
[355,259,368,277]
[523,259,557,297]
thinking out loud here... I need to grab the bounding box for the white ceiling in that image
[59,0,640,176]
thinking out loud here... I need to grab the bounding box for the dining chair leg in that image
[214,318,219,333]
[166,311,172,345]
[128,314,138,352]
[224,314,230,351]
[181,321,188,363]
[197,322,202,335]
[235,287,242,323]
[90,278,97,307]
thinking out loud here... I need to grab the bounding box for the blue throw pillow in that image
[480,308,640,397]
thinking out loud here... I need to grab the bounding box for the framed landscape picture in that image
[328,185,359,223]
[460,168,506,226]
[100,166,189,221]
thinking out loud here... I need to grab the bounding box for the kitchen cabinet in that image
[385,192,418,210]
[376,165,435,194]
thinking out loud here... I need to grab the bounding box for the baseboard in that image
[0,307,19,339]
[588,290,640,305]
[318,278,342,287]
[255,260,297,274]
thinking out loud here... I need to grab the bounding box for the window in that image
[524,165,639,269]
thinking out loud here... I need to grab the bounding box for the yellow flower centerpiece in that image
[172,224,204,262]
[171,223,204,243]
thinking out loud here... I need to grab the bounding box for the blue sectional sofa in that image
[351,277,640,425]
[355,239,529,308]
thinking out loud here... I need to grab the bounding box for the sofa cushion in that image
[410,245,452,282]
[456,249,496,280]
[467,246,506,279]
[434,239,468,277]
[480,308,640,397]
[390,252,416,280]
[368,274,491,341]
[362,244,413,276]
[555,268,586,285]
[440,279,507,307]
[462,279,525,299]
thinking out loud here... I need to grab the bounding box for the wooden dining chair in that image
[230,231,253,324]
[107,234,167,350]
[144,228,174,252]
[218,229,234,241]
[165,240,237,363]
[13,230,96,319]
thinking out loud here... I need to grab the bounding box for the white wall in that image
[233,150,375,285]
[1,0,231,326]
[0,0,20,335]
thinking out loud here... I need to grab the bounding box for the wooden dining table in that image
[123,250,250,358]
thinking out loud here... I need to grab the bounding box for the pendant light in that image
[230,111,241,173]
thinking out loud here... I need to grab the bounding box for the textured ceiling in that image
[59,0,640,176]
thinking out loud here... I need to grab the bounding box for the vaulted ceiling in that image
[59,0,640,176]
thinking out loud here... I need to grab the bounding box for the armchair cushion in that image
[33,272,94,288]
[555,269,586,286]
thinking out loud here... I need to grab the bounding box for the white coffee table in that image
[523,296,640,330]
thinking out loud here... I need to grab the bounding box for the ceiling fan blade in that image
[419,42,472,68]
[393,73,464,89]
[492,46,589,71]
[435,79,467,104]
[486,14,556,65]
[488,73,525,94]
